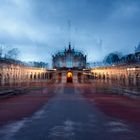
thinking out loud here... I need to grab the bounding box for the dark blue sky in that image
[0,0,140,65]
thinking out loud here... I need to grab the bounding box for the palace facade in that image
[91,65,140,87]
[0,58,54,86]
[52,43,87,83]
[0,43,140,86]
[52,43,86,70]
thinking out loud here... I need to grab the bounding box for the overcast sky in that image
[0,0,140,65]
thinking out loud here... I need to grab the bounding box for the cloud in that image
[112,1,140,19]
[0,0,140,66]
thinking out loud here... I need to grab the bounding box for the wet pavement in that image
[0,83,140,140]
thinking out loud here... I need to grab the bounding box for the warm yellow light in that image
[67,72,72,78]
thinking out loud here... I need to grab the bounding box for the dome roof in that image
[53,43,85,57]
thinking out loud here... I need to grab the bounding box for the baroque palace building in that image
[52,43,87,83]
[91,65,140,87]
[0,59,54,86]
[0,43,88,86]
[0,43,140,86]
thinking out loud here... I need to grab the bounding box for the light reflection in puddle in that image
[105,121,133,133]
[48,119,98,139]
[106,121,128,127]
[0,104,49,140]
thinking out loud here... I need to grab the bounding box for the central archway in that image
[67,72,73,83]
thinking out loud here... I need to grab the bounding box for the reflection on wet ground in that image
[92,79,140,97]
[0,83,140,140]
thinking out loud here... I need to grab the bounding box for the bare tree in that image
[0,45,2,58]
[6,48,20,60]
[103,52,122,65]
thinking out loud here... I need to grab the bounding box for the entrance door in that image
[67,72,73,83]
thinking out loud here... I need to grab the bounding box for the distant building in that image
[0,58,50,86]
[119,53,140,64]
[0,42,139,86]
[52,43,86,70]
[52,43,88,83]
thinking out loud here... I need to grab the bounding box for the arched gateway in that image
[67,71,73,83]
